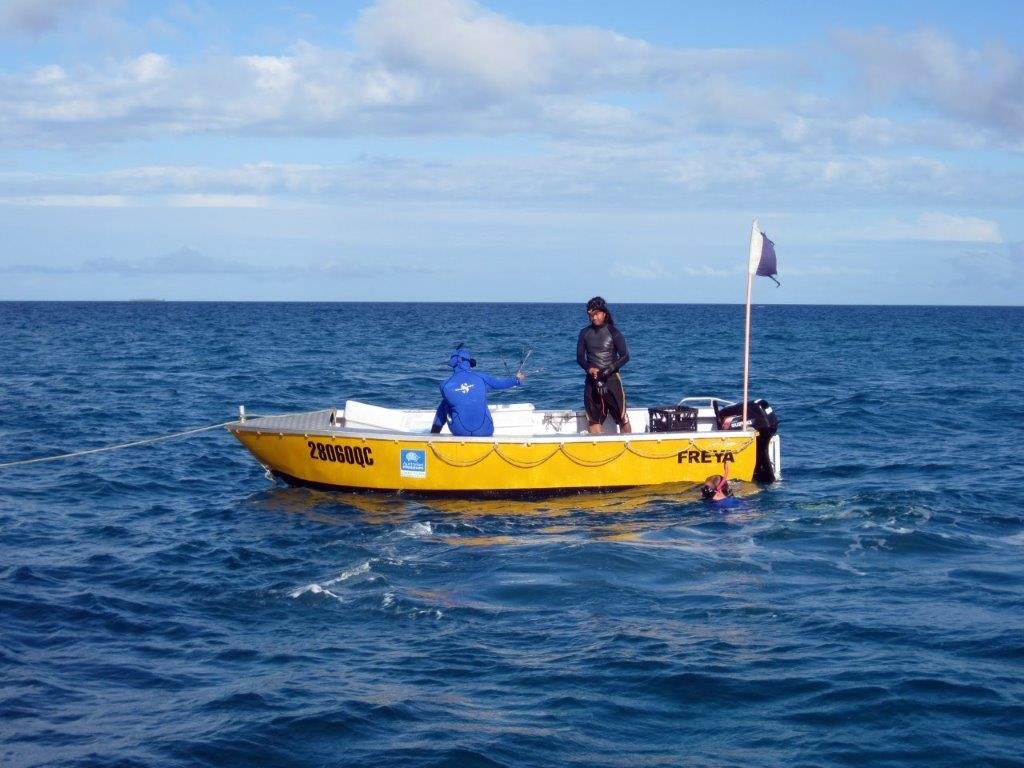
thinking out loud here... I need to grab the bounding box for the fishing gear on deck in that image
[461,345,534,379]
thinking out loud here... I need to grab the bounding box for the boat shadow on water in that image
[242,481,765,545]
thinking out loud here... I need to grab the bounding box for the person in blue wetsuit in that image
[430,345,525,437]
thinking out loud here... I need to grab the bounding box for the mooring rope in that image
[492,443,562,469]
[558,443,629,467]
[427,442,496,468]
[0,419,240,469]
[623,442,698,461]
[624,436,755,461]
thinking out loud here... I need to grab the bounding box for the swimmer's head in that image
[702,474,730,501]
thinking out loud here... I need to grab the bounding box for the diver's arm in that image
[576,329,589,371]
[431,400,449,433]
[480,372,522,390]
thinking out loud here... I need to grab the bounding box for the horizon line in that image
[1,300,1021,308]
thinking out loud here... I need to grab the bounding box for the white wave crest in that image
[290,560,373,599]
[289,583,342,600]
[399,521,433,538]
[323,561,371,586]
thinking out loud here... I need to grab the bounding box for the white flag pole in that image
[742,219,760,430]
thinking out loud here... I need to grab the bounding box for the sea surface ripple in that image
[1,302,1022,767]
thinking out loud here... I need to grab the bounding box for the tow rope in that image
[0,420,236,469]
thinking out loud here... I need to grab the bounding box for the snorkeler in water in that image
[701,458,737,505]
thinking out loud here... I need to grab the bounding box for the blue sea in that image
[1,302,1022,768]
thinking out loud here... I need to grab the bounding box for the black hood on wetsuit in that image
[586,296,614,325]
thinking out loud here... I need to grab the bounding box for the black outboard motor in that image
[715,398,780,483]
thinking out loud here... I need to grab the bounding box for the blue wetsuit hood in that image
[449,346,476,371]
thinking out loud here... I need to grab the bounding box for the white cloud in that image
[680,265,738,278]
[83,247,242,274]
[856,213,1003,243]
[355,0,768,98]
[610,261,672,280]
[128,52,170,82]
[949,243,1022,290]
[611,262,743,280]
[356,0,552,94]
[0,193,129,206]
[0,148,1020,211]
[781,264,871,277]
[0,0,780,146]
[1,246,441,278]
[0,2,1021,218]
[0,246,244,274]
[166,194,276,208]
[0,0,1019,164]
[838,27,1024,139]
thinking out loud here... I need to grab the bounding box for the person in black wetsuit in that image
[576,296,631,434]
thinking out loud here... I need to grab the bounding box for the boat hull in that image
[229,416,759,497]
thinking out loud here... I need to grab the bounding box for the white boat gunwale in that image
[227,408,758,444]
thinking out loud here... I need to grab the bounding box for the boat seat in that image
[343,400,535,435]
[343,400,414,431]
[490,403,535,435]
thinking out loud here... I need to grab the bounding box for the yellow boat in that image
[228,397,780,498]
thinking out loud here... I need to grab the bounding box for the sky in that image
[0,0,1021,303]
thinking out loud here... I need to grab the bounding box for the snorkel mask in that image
[701,475,730,501]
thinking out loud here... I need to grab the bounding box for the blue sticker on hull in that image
[400,449,426,478]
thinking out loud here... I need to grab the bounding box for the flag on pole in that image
[747,219,780,286]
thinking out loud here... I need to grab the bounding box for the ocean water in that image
[1,302,1022,768]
